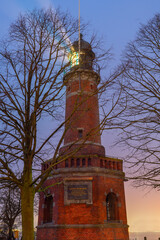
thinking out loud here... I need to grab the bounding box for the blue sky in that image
[1,0,160,233]
[1,0,160,62]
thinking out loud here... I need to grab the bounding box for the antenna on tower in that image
[78,0,81,57]
[78,0,81,91]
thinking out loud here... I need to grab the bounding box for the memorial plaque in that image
[64,179,93,205]
[67,184,88,200]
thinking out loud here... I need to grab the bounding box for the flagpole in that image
[78,0,81,90]
[79,0,80,56]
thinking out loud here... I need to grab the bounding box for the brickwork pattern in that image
[37,172,129,240]
[64,70,101,146]
[37,226,129,240]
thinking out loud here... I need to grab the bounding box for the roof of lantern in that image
[71,34,95,59]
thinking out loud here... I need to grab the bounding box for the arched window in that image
[106,192,119,221]
[43,195,53,223]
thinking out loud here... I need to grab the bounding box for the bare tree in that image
[0,8,122,240]
[0,8,81,240]
[112,14,160,189]
[0,186,21,239]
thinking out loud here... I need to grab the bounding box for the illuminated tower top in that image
[69,34,95,70]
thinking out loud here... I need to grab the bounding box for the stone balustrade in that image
[42,157,122,172]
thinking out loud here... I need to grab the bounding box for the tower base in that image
[37,155,129,240]
[37,223,129,240]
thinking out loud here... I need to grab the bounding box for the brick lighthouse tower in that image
[37,35,129,240]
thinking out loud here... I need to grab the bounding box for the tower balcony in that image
[42,156,123,173]
[64,61,100,76]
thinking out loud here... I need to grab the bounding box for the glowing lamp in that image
[69,51,79,67]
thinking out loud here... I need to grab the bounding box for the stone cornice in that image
[37,222,129,229]
[49,167,125,180]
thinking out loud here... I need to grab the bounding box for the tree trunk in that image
[8,223,14,239]
[21,183,35,240]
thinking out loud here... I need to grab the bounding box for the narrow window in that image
[117,162,120,170]
[106,193,118,221]
[78,129,83,139]
[100,159,103,168]
[82,158,86,167]
[88,158,91,167]
[105,161,109,169]
[113,161,115,170]
[71,158,74,167]
[65,159,69,168]
[109,161,112,169]
[76,158,80,167]
[43,195,53,223]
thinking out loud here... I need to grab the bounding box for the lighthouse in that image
[37,35,129,240]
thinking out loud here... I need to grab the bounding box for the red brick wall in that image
[63,70,101,146]
[37,170,129,240]
[37,226,129,240]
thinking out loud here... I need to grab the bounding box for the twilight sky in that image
[1,0,160,233]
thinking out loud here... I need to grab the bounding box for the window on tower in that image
[76,158,80,167]
[65,159,69,168]
[106,192,119,221]
[78,129,83,139]
[82,158,86,167]
[88,158,91,167]
[43,195,53,223]
[71,158,74,167]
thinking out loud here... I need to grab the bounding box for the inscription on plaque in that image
[64,179,93,205]
[67,184,88,200]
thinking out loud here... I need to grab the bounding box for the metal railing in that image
[64,61,100,76]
